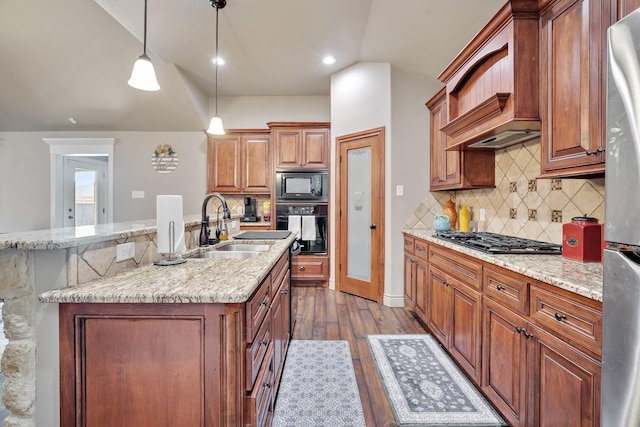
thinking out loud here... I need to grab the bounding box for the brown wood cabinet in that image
[403,235,428,319]
[481,265,602,427]
[59,250,291,427]
[402,233,603,427]
[269,122,330,169]
[539,0,611,177]
[207,130,272,194]
[615,0,640,18]
[426,88,495,191]
[291,254,329,287]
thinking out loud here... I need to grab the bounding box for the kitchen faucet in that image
[199,192,231,246]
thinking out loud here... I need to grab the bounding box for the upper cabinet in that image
[427,88,495,190]
[437,1,541,151]
[616,0,640,18]
[207,130,272,194]
[538,0,612,177]
[269,122,330,170]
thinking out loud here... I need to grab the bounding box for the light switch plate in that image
[396,185,404,196]
[116,242,135,262]
[132,191,145,199]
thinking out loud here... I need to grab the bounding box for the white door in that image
[62,157,108,227]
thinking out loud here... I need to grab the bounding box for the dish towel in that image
[288,215,302,238]
[156,195,186,254]
[301,215,316,241]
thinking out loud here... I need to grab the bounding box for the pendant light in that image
[206,0,227,135]
[128,0,160,91]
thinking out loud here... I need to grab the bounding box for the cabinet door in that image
[242,134,271,193]
[428,90,461,189]
[426,265,450,346]
[275,130,302,168]
[302,129,329,169]
[207,135,241,193]
[272,273,290,401]
[413,259,428,322]
[540,0,610,177]
[449,284,482,384]
[529,324,601,427]
[482,297,528,427]
[403,253,416,309]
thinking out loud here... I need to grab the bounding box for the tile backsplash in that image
[406,140,605,245]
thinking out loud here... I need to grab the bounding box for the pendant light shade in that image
[207,116,225,135]
[128,0,160,91]
[206,0,227,135]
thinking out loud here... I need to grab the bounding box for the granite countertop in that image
[38,234,296,304]
[403,228,603,302]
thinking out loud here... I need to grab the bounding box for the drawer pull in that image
[496,285,505,291]
[516,326,523,334]
[554,312,567,322]
[523,331,534,339]
[260,301,268,307]
[262,340,269,346]
[281,288,288,295]
[299,266,306,271]
[264,383,272,389]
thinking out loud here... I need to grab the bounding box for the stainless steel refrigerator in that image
[602,8,640,426]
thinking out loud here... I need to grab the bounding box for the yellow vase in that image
[459,205,471,232]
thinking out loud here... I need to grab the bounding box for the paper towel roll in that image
[157,195,186,254]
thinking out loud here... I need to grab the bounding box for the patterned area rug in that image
[273,340,366,427]
[367,334,506,427]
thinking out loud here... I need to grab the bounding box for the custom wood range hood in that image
[439,0,541,151]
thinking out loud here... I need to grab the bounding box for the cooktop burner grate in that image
[434,231,562,255]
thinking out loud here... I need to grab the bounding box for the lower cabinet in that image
[59,250,291,427]
[403,235,428,319]
[403,233,602,427]
[291,254,329,286]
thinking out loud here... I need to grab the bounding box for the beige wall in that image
[407,139,606,245]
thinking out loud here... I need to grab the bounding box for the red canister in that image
[562,215,603,262]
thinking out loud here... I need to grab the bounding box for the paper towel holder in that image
[154,220,187,266]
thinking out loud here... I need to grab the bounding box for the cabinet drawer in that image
[414,239,428,261]
[291,256,328,281]
[404,235,415,253]
[271,252,290,295]
[530,284,602,355]
[246,313,272,391]
[429,245,482,290]
[484,267,529,315]
[246,276,271,343]
[246,343,274,427]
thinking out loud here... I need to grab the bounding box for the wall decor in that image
[152,144,178,173]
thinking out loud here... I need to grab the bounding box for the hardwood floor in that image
[290,287,428,427]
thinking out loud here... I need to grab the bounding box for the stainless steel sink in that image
[189,251,261,259]
[214,244,270,252]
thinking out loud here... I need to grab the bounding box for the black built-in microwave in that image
[275,170,328,202]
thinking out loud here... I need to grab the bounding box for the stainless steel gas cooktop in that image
[434,231,562,255]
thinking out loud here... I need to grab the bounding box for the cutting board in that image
[233,231,292,240]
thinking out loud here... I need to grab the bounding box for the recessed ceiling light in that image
[322,56,336,65]
[68,117,78,125]
[211,56,225,66]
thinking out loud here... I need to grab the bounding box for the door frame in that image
[335,127,385,303]
[43,138,114,228]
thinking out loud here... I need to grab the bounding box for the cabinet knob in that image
[496,285,505,291]
[523,331,534,339]
[586,149,595,155]
[516,326,523,334]
[554,312,567,322]
[260,301,268,307]
[299,266,305,271]
[370,224,377,230]
[262,340,269,346]
[281,288,288,295]
[597,146,605,153]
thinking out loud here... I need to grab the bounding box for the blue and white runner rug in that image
[273,340,366,427]
[367,334,506,427]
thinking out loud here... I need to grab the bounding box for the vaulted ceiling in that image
[0,0,504,132]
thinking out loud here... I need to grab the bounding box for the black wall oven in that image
[275,204,328,254]
[275,170,328,202]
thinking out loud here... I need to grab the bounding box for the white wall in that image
[0,96,330,233]
[330,62,439,306]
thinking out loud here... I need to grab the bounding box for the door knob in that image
[370,224,376,229]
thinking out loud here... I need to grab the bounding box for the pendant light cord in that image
[143,0,148,57]
[214,5,219,115]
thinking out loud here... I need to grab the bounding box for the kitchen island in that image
[0,216,293,427]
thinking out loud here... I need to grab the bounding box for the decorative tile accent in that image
[528,209,537,221]
[551,179,562,190]
[528,180,537,192]
[509,182,518,193]
[551,210,563,223]
[510,208,517,219]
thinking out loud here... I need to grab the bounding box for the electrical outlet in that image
[116,242,135,262]
[132,191,145,199]
[396,185,404,196]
